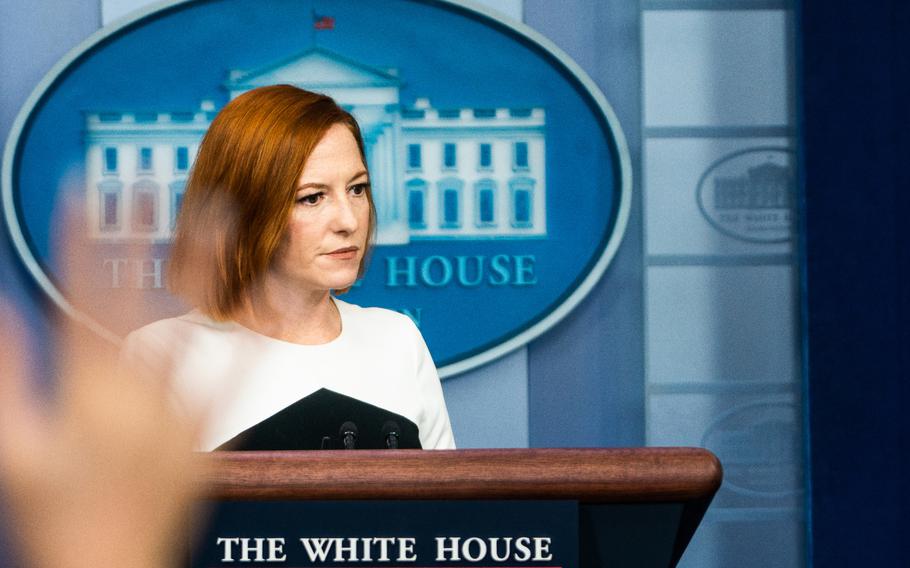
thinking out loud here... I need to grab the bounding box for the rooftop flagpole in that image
[310,8,316,47]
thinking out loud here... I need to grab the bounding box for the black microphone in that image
[382,421,401,449]
[340,421,358,450]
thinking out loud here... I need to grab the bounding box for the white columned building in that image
[84,48,546,244]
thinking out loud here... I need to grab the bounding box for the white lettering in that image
[268,538,287,562]
[514,255,538,285]
[226,537,285,562]
[397,537,417,562]
[462,537,488,562]
[216,537,239,562]
[489,254,511,286]
[373,536,395,561]
[334,538,358,562]
[421,255,453,287]
[490,537,512,562]
[239,537,264,562]
[433,536,551,562]
[455,255,484,287]
[385,254,539,288]
[103,258,129,288]
[534,537,552,561]
[360,537,374,562]
[299,537,414,562]
[514,537,532,562]
[300,538,333,562]
[386,256,418,287]
[436,537,461,561]
[136,258,163,289]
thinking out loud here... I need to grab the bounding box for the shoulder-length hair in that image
[168,85,375,319]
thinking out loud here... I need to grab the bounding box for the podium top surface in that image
[204,447,722,503]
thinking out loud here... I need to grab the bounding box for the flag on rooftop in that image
[313,12,335,30]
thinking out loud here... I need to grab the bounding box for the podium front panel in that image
[193,501,578,568]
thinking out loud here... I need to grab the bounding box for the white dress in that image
[121,298,456,450]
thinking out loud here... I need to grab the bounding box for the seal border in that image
[1,0,632,378]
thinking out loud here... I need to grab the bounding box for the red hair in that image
[168,85,375,319]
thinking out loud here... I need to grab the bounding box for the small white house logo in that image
[696,148,795,243]
[701,401,802,500]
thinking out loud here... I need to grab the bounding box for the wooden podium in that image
[203,448,721,568]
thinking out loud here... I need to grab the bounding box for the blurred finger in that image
[52,192,120,388]
[49,194,172,447]
[0,302,47,483]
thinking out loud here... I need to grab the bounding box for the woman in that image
[123,85,455,451]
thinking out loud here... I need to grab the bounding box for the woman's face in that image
[269,123,371,294]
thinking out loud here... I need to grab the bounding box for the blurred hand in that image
[0,200,207,568]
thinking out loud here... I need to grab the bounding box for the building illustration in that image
[713,161,793,211]
[84,48,547,244]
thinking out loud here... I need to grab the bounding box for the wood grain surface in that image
[203,448,722,503]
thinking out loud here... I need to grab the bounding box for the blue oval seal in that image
[2,0,631,377]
